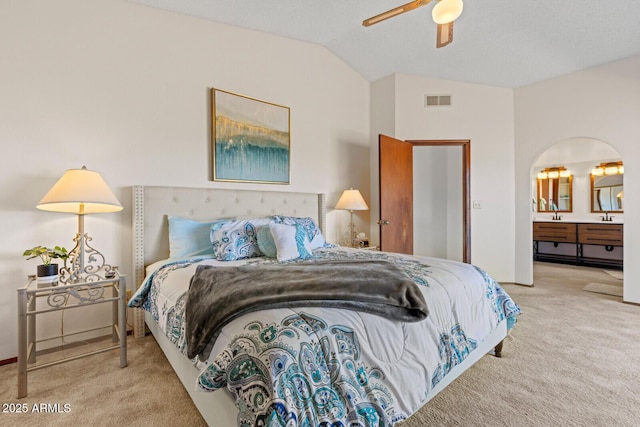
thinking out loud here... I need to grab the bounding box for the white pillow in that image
[306,232,326,251]
[271,215,326,250]
[268,222,312,261]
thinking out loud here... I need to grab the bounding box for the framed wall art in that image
[211,88,290,184]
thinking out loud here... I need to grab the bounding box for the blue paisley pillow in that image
[210,218,271,261]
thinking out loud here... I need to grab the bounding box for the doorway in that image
[378,135,471,263]
[530,137,624,272]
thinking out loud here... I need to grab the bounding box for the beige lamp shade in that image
[37,166,123,214]
[432,0,464,24]
[335,188,369,211]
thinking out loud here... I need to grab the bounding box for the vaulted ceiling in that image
[129,0,640,88]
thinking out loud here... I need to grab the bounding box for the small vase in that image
[36,264,59,287]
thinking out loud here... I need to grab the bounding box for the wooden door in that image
[379,134,413,254]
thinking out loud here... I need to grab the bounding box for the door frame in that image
[408,139,471,263]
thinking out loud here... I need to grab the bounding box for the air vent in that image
[424,94,452,107]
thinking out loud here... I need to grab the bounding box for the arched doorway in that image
[530,137,624,281]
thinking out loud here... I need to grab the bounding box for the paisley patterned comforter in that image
[131,247,520,426]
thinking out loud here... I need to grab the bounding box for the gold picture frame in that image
[211,88,290,184]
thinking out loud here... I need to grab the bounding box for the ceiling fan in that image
[362,0,464,48]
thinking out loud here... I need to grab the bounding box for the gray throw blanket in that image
[185,259,428,360]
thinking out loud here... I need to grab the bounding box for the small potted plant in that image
[23,245,69,281]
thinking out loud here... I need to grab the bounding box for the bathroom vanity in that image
[533,220,623,268]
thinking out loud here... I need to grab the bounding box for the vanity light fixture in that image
[537,166,571,180]
[591,161,623,176]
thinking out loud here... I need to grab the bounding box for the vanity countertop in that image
[533,218,623,224]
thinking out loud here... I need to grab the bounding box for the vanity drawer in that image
[533,222,577,243]
[578,224,623,246]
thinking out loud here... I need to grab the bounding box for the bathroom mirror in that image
[591,173,623,213]
[537,175,572,212]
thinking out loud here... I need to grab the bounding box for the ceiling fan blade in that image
[436,21,454,48]
[363,0,433,27]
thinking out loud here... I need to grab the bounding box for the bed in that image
[129,185,520,426]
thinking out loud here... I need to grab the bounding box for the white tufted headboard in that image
[132,185,326,288]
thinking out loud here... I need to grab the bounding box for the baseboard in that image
[0,357,17,366]
[500,281,534,287]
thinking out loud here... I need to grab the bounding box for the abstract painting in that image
[211,88,290,184]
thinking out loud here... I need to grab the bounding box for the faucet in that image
[552,211,562,221]
[601,211,613,222]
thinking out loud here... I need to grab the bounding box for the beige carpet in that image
[604,269,624,280]
[583,282,624,297]
[1,262,638,427]
[0,334,206,427]
[402,262,638,427]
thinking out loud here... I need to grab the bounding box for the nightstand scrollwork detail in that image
[46,282,106,308]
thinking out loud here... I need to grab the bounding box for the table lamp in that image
[335,188,369,247]
[37,166,123,283]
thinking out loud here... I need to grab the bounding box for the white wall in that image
[446,147,463,261]
[0,0,370,360]
[369,75,397,244]
[413,146,463,262]
[414,147,448,258]
[514,55,640,303]
[370,73,516,281]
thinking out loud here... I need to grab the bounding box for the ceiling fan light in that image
[432,0,464,24]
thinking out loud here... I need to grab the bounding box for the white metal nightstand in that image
[17,272,127,398]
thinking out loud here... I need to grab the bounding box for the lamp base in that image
[340,211,360,247]
[59,232,116,283]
